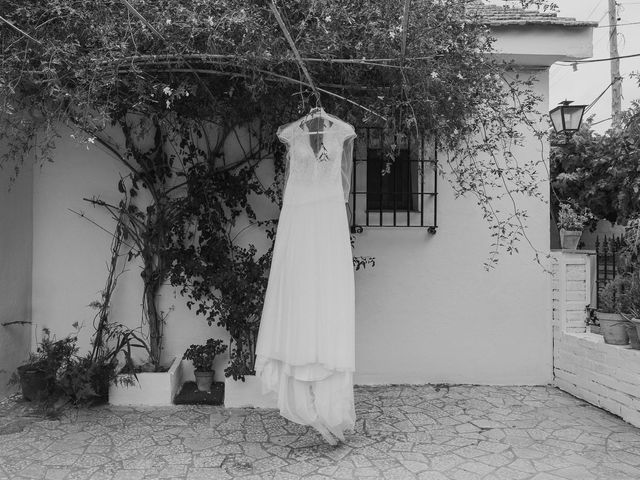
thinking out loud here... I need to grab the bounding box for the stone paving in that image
[2,384,640,479]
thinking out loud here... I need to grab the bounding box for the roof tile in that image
[470,3,598,27]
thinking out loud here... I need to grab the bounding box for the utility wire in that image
[592,116,613,126]
[596,20,640,27]
[586,0,606,19]
[584,77,620,113]
[557,52,640,66]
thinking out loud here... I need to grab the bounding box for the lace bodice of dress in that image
[277,110,357,204]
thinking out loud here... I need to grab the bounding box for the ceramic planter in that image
[17,366,49,401]
[597,312,629,345]
[559,229,582,250]
[194,370,215,392]
[627,323,640,350]
[224,375,277,408]
[108,356,182,406]
[630,318,640,348]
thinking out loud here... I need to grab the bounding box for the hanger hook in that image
[313,91,322,111]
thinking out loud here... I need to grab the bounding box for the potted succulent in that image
[556,202,593,250]
[183,338,227,392]
[597,276,630,345]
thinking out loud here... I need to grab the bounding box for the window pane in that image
[366,149,413,211]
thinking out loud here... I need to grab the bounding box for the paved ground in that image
[2,384,640,479]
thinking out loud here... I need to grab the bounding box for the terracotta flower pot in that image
[194,370,214,392]
[560,229,582,250]
[597,312,629,345]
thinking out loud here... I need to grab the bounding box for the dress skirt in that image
[255,186,355,443]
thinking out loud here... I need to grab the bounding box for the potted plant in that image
[625,296,640,347]
[617,218,640,348]
[597,276,630,345]
[11,328,78,402]
[556,202,593,249]
[183,338,227,392]
[616,280,640,349]
[15,359,50,402]
[586,306,600,334]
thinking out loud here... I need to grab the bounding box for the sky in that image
[548,0,640,132]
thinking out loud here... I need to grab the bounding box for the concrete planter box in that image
[224,375,277,409]
[108,356,182,406]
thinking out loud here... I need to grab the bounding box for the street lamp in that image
[549,100,586,134]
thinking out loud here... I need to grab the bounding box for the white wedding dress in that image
[255,109,356,445]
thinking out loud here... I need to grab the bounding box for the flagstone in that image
[283,461,317,475]
[602,460,640,476]
[88,471,114,480]
[429,454,465,471]
[552,465,596,479]
[611,449,640,465]
[192,454,225,468]
[400,459,430,473]
[417,472,449,480]
[2,386,640,479]
[493,466,535,479]
[448,467,482,480]
[477,452,513,467]
[530,473,565,480]
[185,467,230,480]
[111,470,145,480]
[15,463,46,479]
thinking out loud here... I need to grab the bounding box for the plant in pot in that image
[615,278,640,349]
[183,338,227,392]
[11,328,79,403]
[617,217,640,348]
[597,276,631,345]
[586,306,600,334]
[556,202,593,250]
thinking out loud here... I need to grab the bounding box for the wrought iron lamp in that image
[549,100,586,134]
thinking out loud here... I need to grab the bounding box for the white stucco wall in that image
[30,134,231,380]
[0,160,33,397]
[14,15,596,388]
[28,68,553,386]
[353,71,552,385]
[490,25,594,66]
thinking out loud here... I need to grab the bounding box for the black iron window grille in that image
[349,127,437,231]
[595,235,625,307]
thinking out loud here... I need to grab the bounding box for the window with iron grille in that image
[349,127,438,231]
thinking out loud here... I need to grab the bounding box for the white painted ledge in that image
[554,332,640,428]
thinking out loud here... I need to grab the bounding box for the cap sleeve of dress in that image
[277,121,297,146]
[342,122,357,142]
[340,123,357,203]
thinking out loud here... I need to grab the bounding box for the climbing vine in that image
[1,0,556,372]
